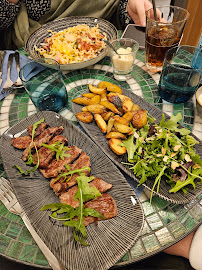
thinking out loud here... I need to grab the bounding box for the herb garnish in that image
[54,165,91,183]
[41,175,104,245]
[14,118,45,175]
[41,141,71,161]
[122,113,202,202]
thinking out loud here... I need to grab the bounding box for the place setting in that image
[0,3,202,270]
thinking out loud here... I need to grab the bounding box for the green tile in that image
[141,221,151,235]
[117,252,129,263]
[0,235,11,254]
[146,213,164,231]
[142,234,160,253]
[19,227,32,244]
[8,241,24,259]
[170,204,187,216]
[152,196,169,210]
[178,212,197,230]
[155,227,174,246]
[143,92,153,98]
[190,204,202,222]
[6,212,20,222]
[130,239,145,259]
[0,202,8,216]
[34,249,49,266]
[139,80,148,87]
[142,201,156,216]
[6,222,22,239]
[167,222,186,238]
[159,207,176,224]
[20,245,38,263]
[0,216,10,234]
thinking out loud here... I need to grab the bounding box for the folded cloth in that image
[0,50,31,101]
[20,61,46,82]
[189,224,202,270]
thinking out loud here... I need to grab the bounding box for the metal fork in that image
[0,177,65,270]
[1,52,23,95]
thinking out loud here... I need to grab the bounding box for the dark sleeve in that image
[0,0,22,30]
[118,0,133,29]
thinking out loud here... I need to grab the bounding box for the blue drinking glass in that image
[158,45,202,103]
[20,58,68,112]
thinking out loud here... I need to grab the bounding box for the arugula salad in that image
[122,113,202,201]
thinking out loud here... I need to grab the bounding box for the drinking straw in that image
[152,0,158,21]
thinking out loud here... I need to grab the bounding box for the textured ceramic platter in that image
[72,87,202,204]
[0,111,144,270]
[26,17,118,71]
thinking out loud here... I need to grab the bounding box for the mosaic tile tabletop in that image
[0,46,201,269]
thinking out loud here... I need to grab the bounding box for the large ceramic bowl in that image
[26,17,118,71]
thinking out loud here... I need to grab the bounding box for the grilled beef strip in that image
[32,135,68,168]
[40,145,82,178]
[22,126,64,161]
[74,193,118,226]
[27,122,48,137]
[11,136,32,149]
[60,177,112,208]
[50,152,91,195]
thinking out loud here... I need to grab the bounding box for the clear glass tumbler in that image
[109,38,139,81]
[145,5,190,72]
[20,58,68,112]
[158,45,202,103]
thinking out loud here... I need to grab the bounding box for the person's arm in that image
[164,224,202,270]
[0,0,22,30]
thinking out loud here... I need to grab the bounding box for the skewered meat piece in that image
[11,136,32,149]
[27,122,48,137]
[32,135,68,168]
[50,152,91,195]
[74,193,118,226]
[22,126,64,161]
[60,177,112,208]
[40,145,82,178]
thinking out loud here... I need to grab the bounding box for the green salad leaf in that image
[41,175,104,245]
[122,113,202,202]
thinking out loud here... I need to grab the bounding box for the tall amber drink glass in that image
[145,6,189,72]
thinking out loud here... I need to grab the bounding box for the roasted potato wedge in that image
[132,109,147,129]
[72,97,90,106]
[107,94,122,107]
[101,111,114,122]
[132,104,140,112]
[112,115,129,126]
[88,95,101,105]
[82,93,97,98]
[76,112,93,123]
[100,92,108,102]
[107,117,115,134]
[122,99,134,112]
[94,114,107,133]
[106,132,127,139]
[100,101,122,115]
[98,81,123,94]
[107,92,131,102]
[108,138,126,155]
[82,104,106,114]
[122,112,135,122]
[114,121,133,134]
[89,83,106,95]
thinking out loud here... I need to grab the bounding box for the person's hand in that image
[127,0,162,27]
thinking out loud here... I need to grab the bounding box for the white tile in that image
[130,83,141,91]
